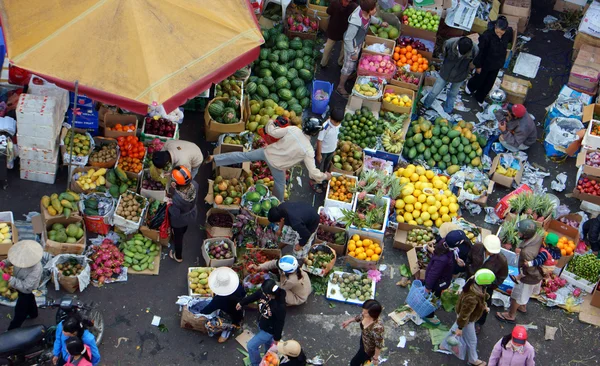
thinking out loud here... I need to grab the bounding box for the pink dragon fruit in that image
[295,14,303,23]
[546,292,557,300]
[310,20,318,31]
[573,288,581,297]
[303,16,310,26]
[287,16,294,26]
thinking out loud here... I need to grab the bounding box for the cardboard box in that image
[139,225,170,247]
[381,85,416,115]
[573,32,600,61]
[345,230,383,270]
[33,215,86,256]
[324,172,358,211]
[202,238,236,267]
[180,305,209,333]
[128,252,161,275]
[362,35,396,57]
[205,208,235,238]
[0,222,18,256]
[554,0,586,12]
[569,44,600,95]
[460,180,494,207]
[389,71,424,91]
[489,154,524,188]
[102,113,138,138]
[582,103,600,125]
[544,219,579,268]
[572,173,600,205]
[400,24,436,42]
[407,247,427,280]
[242,248,282,276]
[314,224,347,257]
[576,148,600,176]
[205,180,240,211]
[212,144,250,179]
[501,75,532,105]
[494,184,533,219]
[204,97,246,142]
[502,0,531,32]
[591,282,600,308]
[471,0,501,34]
[139,169,167,202]
[393,222,422,251]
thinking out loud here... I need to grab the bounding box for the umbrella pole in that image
[66,80,79,191]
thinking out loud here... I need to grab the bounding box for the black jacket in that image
[240,290,287,341]
[584,218,600,250]
[281,202,320,246]
[466,244,508,290]
[280,350,307,366]
[440,37,479,83]
[326,0,358,41]
[473,21,514,71]
[169,181,199,228]
[200,283,246,325]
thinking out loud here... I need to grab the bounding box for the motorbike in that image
[0,295,104,366]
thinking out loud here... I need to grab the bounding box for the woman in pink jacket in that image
[488,326,535,366]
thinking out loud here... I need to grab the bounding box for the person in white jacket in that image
[205,118,331,201]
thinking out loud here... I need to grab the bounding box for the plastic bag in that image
[448,168,490,203]
[545,117,584,148]
[45,254,91,293]
[439,327,467,360]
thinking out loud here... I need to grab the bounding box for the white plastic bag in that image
[438,328,467,360]
[545,117,584,148]
[45,254,91,293]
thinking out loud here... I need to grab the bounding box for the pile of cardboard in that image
[501,0,531,33]
[569,44,600,96]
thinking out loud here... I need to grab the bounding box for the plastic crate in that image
[311,80,333,115]
[406,280,439,317]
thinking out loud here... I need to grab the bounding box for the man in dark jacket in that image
[321,0,358,68]
[495,104,537,152]
[466,235,507,332]
[466,16,514,106]
[582,217,600,255]
[497,220,542,324]
[268,202,320,259]
[421,37,478,114]
[168,166,199,263]
[422,241,455,325]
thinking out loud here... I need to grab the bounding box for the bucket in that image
[311,80,333,115]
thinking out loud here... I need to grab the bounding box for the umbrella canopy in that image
[0,0,263,114]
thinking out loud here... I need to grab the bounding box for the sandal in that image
[517,305,527,314]
[495,312,516,324]
[309,180,323,194]
[336,88,349,98]
[469,360,487,366]
[423,315,441,326]
[169,250,183,263]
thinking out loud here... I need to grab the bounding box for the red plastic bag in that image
[159,203,171,239]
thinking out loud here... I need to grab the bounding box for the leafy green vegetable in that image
[399,264,411,278]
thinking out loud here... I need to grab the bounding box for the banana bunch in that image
[495,165,518,178]
[382,129,404,154]
[41,192,80,218]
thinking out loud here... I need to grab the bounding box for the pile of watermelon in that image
[246,26,319,115]
[208,96,242,124]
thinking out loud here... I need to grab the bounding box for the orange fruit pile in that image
[556,236,576,256]
[262,352,279,366]
[328,175,355,203]
[118,156,143,174]
[107,123,135,132]
[347,234,382,262]
[393,45,429,73]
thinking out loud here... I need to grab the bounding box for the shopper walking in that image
[488,326,536,366]
[342,299,385,366]
[438,223,473,274]
[53,315,101,366]
[496,220,542,323]
[465,235,507,332]
[321,0,358,68]
[1,240,43,330]
[200,267,246,343]
[465,16,513,106]
[441,269,495,366]
[168,166,199,263]
[251,255,312,306]
[422,240,455,325]
[205,118,331,201]
[237,279,287,366]
[421,37,478,114]
[267,202,320,259]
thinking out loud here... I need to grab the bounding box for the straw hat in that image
[8,240,43,268]
[208,267,239,296]
[438,223,460,238]
[278,340,301,357]
[482,235,501,254]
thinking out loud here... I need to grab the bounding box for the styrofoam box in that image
[17,119,61,139]
[20,168,58,184]
[349,195,391,243]
[17,134,59,150]
[325,271,376,306]
[20,156,58,174]
[582,120,600,149]
[16,94,62,127]
[19,145,59,162]
[324,172,358,211]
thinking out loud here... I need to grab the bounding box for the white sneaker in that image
[464,84,472,95]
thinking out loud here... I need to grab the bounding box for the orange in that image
[348,243,356,252]
[568,240,575,247]
[411,55,418,62]
[366,249,374,257]
[374,247,382,254]
[561,249,567,256]
[412,49,418,55]
[394,46,401,53]
[348,251,356,257]
[400,48,407,54]
[400,56,407,63]
[407,59,413,65]
[406,45,413,52]
[393,53,400,61]
[371,254,380,261]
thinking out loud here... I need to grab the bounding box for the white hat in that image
[277,340,301,357]
[483,235,501,254]
[208,267,239,296]
[8,240,43,268]
[439,223,460,239]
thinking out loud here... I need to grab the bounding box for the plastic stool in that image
[262,0,292,20]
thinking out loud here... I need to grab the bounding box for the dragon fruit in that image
[295,14,303,23]
[287,16,294,26]
[310,20,318,31]
[89,239,124,286]
[573,288,581,297]
[546,292,557,300]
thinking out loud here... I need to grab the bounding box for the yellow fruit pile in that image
[347,234,382,262]
[393,164,459,227]
[328,175,356,203]
[384,92,412,108]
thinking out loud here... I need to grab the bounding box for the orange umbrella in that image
[0,0,263,113]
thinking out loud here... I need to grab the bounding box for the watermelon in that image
[288,97,299,106]
[289,104,303,115]
[208,102,224,119]
[268,53,279,62]
[295,86,308,99]
[257,84,270,98]
[227,96,240,110]
[275,76,288,89]
[298,69,313,81]
[258,68,272,78]
[302,47,312,57]
[276,41,289,50]
[270,62,279,72]
[263,76,275,87]
[279,51,289,63]
[221,107,238,124]
[290,39,303,50]
[275,33,288,43]
[259,60,270,69]
[268,93,280,103]
[300,97,310,109]
[303,39,315,48]
[278,101,288,110]
[248,76,259,83]
[262,30,270,41]
[293,59,304,70]
[268,84,276,93]
[295,50,304,59]
[290,78,304,89]
[286,69,298,80]
[287,49,296,59]
[278,89,293,101]
[259,49,269,60]
[303,55,313,65]
[274,65,287,77]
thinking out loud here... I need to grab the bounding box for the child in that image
[321,0,358,68]
[511,232,561,284]
[64,337,93,366]
[310,107,344,193]
[337,0,387,96]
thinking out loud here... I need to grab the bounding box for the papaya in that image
[63,208,72,219]
[119,183,128,194]
[106,170,117,184]
[114,167,128,182]
[449,145,457,155]
[443,154,451,163]
[59,193,73,202]
[438,145,449,155]
[60,200,73,209]
[416,143,426,153]
[430,145,438,155]
[433,153,442,162]
[464,145,472,154]
[423,149,432,160]
[41,196,51,208]
[441,136,450,145]
[438,161,446,170]
[51,193,59,201]
[405,138,415,148]
[66,191,80,201]
[457,152,466,163]
[447,130,461,139]
[451,137,461,148]
[408,147,417,159]
[412,133,423,144]
[447,165,461,174]
[109,185,120,198]
[471,157,481,167]
[451,155,458,165]
[460,136,470,146]
[458,144,464,153]
[423,139,432,147]
[432,126,440,136]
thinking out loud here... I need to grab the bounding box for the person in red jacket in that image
[64,337,93,366]
[321,0,358,68]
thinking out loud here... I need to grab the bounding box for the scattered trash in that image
[544,15,559,25]
[545,325,558,340]
[521,162,550,193]
[389,309,424,326]
[328,302,336,308]
[551,173,568,192]
[521,323,538,330]
[307,355,324,365]
[296,176,302,187]
[485,207,502,225]
[397,336,407,348]
[513,53,542,79]
[368,269,382,282]
[491,291,511,308]
[151,315,161,326]
[378,264,388,272]
[115,337,129,348]
[396,277,411,287]
[464,201,482,215]
[158,324,168,333]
